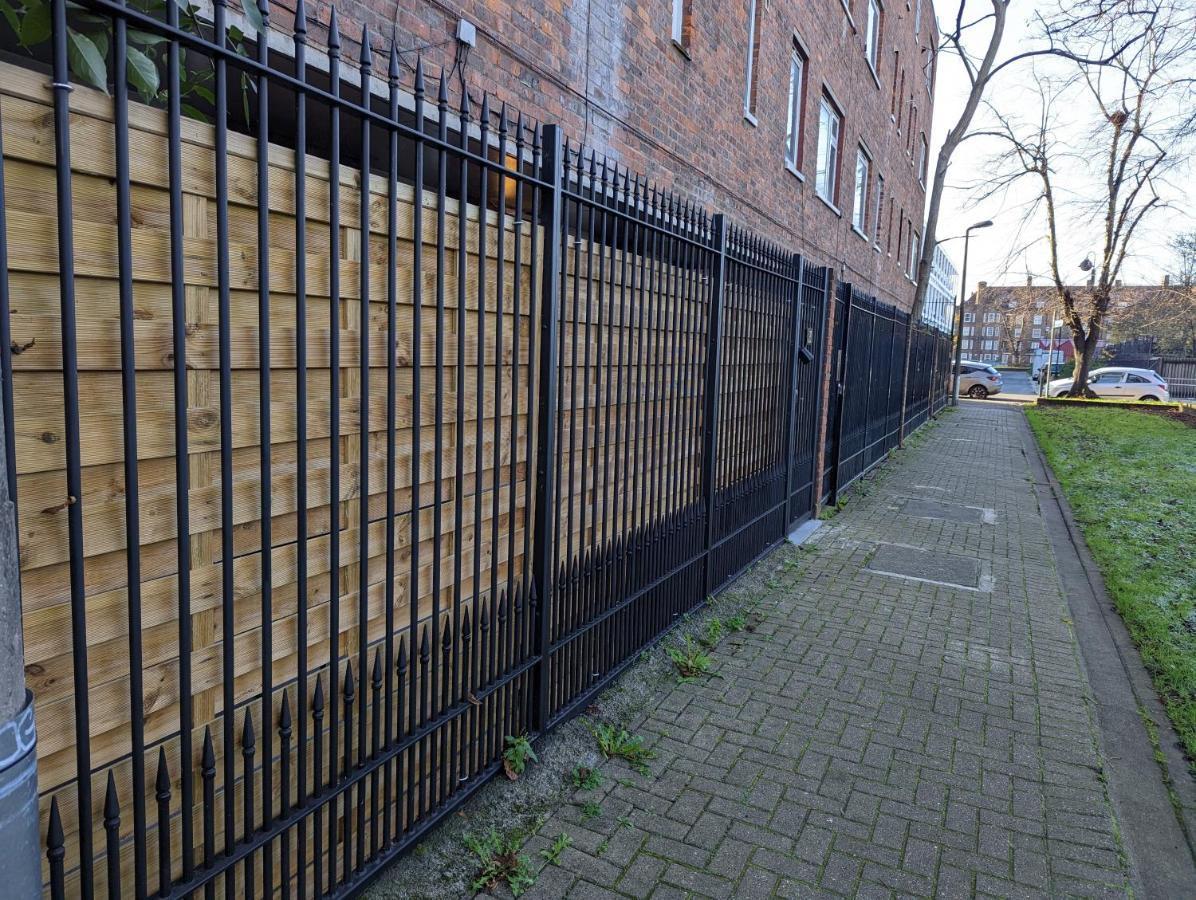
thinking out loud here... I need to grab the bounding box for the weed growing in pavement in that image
[592,723,657,774]
[726,613,748,633]
[539,832,573,866]
[596,838,610,856]
[666,636,713,682]
[502,734,538,780]
[617,814,634,829]
[570,765,602,791]
[580,800,602,819]
[699,617,724,648]
[465,829,536,897]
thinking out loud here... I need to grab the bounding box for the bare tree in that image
[898,0,1155,426]
[1105,232,1196,354]
[982,3,1194,393]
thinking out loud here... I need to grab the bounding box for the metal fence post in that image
[782,254,805,530]
[700,215,729,597]
[0,369,37,897]
[828,283,854,508]
[531,124,564,733]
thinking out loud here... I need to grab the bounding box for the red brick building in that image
[286,0,937,309]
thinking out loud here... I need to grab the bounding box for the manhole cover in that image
[866,543,982,589]
[899,498,990,524]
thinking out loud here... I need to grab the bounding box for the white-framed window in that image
[913,0,922,36]
[1032,328,1042,338]
[873,172,885,244]
[964,311,975,323]
[815,95,842,204]
[671,0,692,51]
[1013,326,1022,337]
[864,0,881,72]
[908,229,920,278]
[983,311,998,322]
[784,43,807,171]
[1033,314,1043,325]
[963,326,973,336]
[917,134,928,183]
[983,326,996,337]
[852,147,871,233]
[744,0,763,119]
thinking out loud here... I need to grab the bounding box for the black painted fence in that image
[0,1,949,896]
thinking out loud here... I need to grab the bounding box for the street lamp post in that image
[951,219,994,405]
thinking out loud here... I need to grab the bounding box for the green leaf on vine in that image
[66,27,108,91]
[0,0,22,34]
[239,0,262,35]
[126,45,159,98]
[18,1,51,48]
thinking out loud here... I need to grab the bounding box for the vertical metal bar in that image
[341,662,354,881]
[156,750,172,896]
[450,88,471,800]
[253,8,274,893]
[0,57,14,513]
[530,124,564,732]
[783,255,805,527]
[290,7,311,895]
[111,1,148,893]
[326,13,344,889]
[103,773,121,900]
[201,729,216,900]
[428,71,449,821]
[279,694,293,897]
[471,94,490,783]
[312,677,325,896]
[242,713,256,894]
[406,57,427,841]
[700,215,728,596]
[356,31,373,789]
[47,798,65,900]
[829,284,853,507]
[384,34,400,852]
[212,0,238,892]
[48,1,93,892]
[490,104,510,772]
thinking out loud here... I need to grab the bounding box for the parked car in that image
[957,361,1003,399]
[1031,362,1065,382]
[1047,367,1170,401]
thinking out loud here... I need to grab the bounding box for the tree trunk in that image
[1069,325,1100,397]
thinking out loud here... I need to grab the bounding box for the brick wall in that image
[274,0,936,311]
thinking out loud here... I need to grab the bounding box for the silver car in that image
[958,361,1003,399]
[1047,366,1170,401]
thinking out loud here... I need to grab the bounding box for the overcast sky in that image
[927,0,1195,293]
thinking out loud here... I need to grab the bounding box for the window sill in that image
[743,111,759,127]
[672,38,691,59]
[851,224,869,241]
[816,192,842,217]
[874,243,883,253]
[785,162,806,182]
[867,63,882,91]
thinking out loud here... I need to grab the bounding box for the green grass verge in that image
[1025,405,1196,769]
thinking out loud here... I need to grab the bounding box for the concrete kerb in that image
[1018,407,1196,897]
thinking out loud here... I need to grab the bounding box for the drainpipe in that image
[0,377,38,897]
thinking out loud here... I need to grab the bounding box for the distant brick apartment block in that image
[280,0,938,309]
[960,280,1173,367]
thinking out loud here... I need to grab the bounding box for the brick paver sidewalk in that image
[516,404,1135,899]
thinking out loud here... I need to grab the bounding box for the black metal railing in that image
[0,1,949,896]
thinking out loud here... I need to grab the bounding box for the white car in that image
[1048,366,1170,401]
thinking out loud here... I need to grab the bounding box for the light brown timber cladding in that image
[2,60,710,894]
